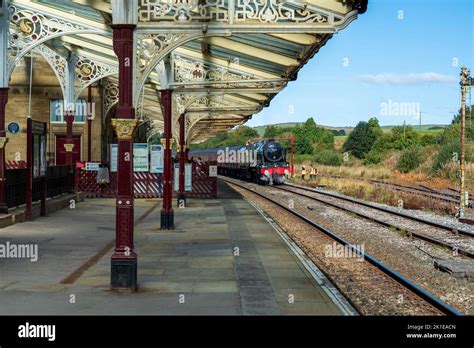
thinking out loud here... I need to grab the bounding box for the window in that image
[50,99,87,123]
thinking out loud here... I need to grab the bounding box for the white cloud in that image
[359,72,457,85]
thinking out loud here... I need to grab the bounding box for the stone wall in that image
[5,54,103,164]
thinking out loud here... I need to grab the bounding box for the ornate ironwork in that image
[8,3,107,78]
[74,56,118,101]
[33,44,67,98]
[103,79,119,118]
[139,0,227,22]
[138,0,345,24]
[135,32,197,102]
[173,54,256,84]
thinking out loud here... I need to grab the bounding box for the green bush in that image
[294,154,313,164]
[420,134,436,146]
[432,141,460,172]
[314,150,342,166]
[363,149,388,165]
[396,146,425,173]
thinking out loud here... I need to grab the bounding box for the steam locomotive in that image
[191,139,290,185]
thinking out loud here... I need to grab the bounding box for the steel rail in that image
[286,183,474,238]
[275,185,474,259]
[221,177,462,316]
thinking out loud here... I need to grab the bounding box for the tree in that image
[293,124,313,155]
[368,117,383,137]
[264,125,279,138]
[447,105,473,140]
[343,121,378,159]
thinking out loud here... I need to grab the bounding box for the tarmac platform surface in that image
[0,183,348,315]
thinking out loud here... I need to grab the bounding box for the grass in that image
[290,175,458,216]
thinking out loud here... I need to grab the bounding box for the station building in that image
[0,0,367,291]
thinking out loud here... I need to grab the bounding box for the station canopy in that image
[7,0,367,143]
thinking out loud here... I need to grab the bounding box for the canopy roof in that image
[7,0,367,143]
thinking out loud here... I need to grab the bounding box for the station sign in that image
[209,165,218,177]
[85,162,100,171]
[7,122,20,135]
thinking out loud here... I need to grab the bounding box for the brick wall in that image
[5,55,103,164]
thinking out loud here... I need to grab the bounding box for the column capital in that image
[64,143,75,152]
[0,137,8,149]
[161,137,174,149]
[112,118,138,140]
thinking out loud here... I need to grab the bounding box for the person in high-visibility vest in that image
[301,165,307,180]
[310,164,317,179]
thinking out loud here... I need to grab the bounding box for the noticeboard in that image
[150,145,164,173]
[110,144,118,172]
[173,163,179,192]
[185,163,192,191]
[133,143,149,172]
[110,143,150,172]
[32,122,47,178]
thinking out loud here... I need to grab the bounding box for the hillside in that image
[252,122,448,136]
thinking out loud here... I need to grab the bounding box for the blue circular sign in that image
[7,122,20,135]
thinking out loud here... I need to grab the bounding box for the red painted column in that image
[87,85,92,162]
[25,117,32,220]
[185,145,190,162]
[64,110,74,192]
[160,89,174,229]
[110,24,138,290]
[65,111,74,166]
[177,113,186,206]
[0,88,8,214]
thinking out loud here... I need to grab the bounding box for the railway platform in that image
[0,182,351,315]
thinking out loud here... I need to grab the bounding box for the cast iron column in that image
[177,113,186,206]
[87,85,92,162]
[160,89,174,229]
[0,88,8,213]
[65,110,74,166]
[110,24,138,290]
[185,144,190,162]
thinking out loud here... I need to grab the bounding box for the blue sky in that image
[247,0,474,128]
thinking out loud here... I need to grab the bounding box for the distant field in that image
[253,122,448,136]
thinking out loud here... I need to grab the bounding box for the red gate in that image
[75,159,216,199]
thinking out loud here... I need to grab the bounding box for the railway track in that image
[316,174,472,207]
[221,177,462,316]
[277,183,474,259]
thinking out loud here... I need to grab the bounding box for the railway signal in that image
[459,67,472,218]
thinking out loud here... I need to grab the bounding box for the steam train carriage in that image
[191,139,290,185]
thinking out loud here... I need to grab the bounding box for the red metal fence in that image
[75,159,217,199]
